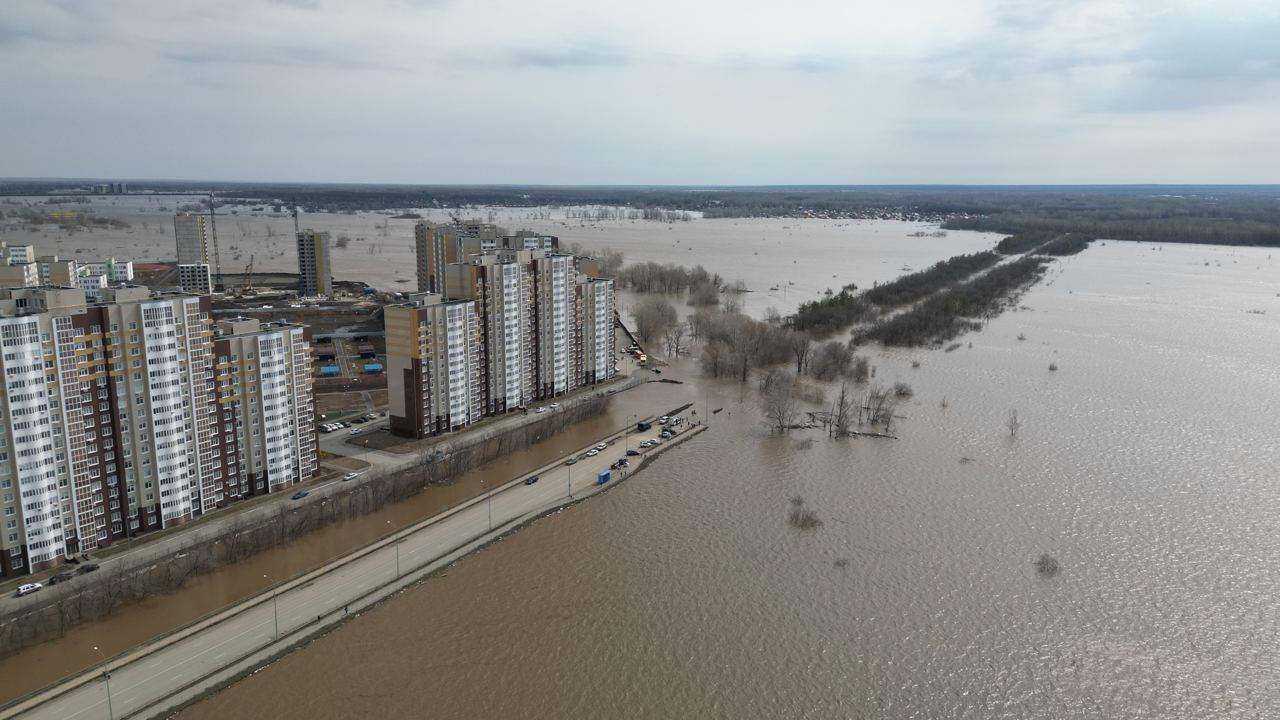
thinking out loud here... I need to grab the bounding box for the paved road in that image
[8,421,693,720]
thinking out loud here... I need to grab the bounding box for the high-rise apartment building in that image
[531,252,577,397]
[296,229,332,298]
[415,221,558,296]
[576,276,616,387]
[0,288,317,578]
[212,318,318,497]
[392,232,615,440]
[173,213,209,266]
[445,251,537,414]
[385,293,482,438]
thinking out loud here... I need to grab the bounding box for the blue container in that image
[363,363,384,374]
[597,470,610,485]
[319,366,340,377]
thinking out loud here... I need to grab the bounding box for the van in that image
[15,582,42,597]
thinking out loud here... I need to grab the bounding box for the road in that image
[6,420,696,720]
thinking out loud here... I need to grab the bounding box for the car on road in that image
[626,449,640,456]
[78,563,100,574]
[659,416,670,424]
[549,403,560,410]
[660,430,672,439]
[524,475,540,485]
[349,428,363,435]
[535,407,547,414]
[586,448,599,457]
[48,572,74,585]
[638,440,653,449]
[595,442,608,451]
[351,417,367,424]
[342,472,360,482]
[318,425,332,433]
[565,457,578,466]
[291,490,310,500]
[15,583,42,597]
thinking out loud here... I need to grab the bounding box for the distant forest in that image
[4,181,1280,247]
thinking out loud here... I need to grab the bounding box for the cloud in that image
[505,44,631,69]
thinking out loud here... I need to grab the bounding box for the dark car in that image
[78,563,100,575]
[48,572,74,585]
[524,475,539,485]
[626,449,640,457]
[291,490,310,500]
[565,457,578,466]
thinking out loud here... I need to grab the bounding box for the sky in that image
[2,0,1279,185]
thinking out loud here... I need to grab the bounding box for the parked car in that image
[349,428,363,435]
[595,442,608,451]
[565,457,578,466]
[342,473,360,482]
[549,403,561,410]
[586,449,599,457]
[351,417,366,424]
[626,449,640,457]
[535,407,548,414]
[524,475,540,486]
[659,416,670,424]
[15,583,42,597]
[78,563,100,574]
[48,572,73,585]
[291,490,310,500]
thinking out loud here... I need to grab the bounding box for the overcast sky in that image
[2,0,1278,184]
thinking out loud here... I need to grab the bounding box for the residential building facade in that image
[0,288,317,578]
[385,293,482,438]
[296,229,332,298]
[173,213,209,266]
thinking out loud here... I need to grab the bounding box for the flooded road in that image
[177,240,1280,719]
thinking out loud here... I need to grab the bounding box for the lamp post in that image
[485,479,492,531]
[386,521,400,578]
[92,645,113,720]
[567,462,573,501]
[262,574,279,640]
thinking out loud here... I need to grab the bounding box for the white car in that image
[549,403,561,410]
[586,449,599,457]
[638,440,653,449]
[659,416,670,424]
[349,428,363,436]
[535,407,547,414]
[342,472,360,481]
[595,443,608,451]
[15,582,42,597]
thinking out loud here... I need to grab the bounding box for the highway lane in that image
[13,420,691,720]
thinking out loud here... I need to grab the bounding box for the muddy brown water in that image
[174,240,1280,719]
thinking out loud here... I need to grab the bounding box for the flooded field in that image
[170,240,1280,718]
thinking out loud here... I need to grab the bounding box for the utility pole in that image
[92,646,113,720]
[263,574,279,640]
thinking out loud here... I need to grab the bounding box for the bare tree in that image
[831,382,855,437]
[663,322,688,357]
[699,340,729,376]
[1006,409,1020,437]
[787,330,813,375]
[760,371,800,433]
[630,296,677,345]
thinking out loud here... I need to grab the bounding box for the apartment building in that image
[35,256,78,287]
[445,251,536,414]
[178,263,213,295]
[0,288,317,578]
[531,252,577,397]
[6,244,35,266]
[385,293,482,438]
[173,212,209,266]
[415,221,558,295]
[79,258,134,283]
[213,318,317,497]
[0,263,39,288]
[296,229,332,298]
[576,276,616,387]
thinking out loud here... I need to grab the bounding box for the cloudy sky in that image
[2,0,1278,184]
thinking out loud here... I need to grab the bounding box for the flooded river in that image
[169,238,1280,719]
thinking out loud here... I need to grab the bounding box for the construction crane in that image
[242,254,255,295]
[291,206,300,235]
[207,190,225,292]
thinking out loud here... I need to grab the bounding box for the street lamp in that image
[262,574,279,640]
[567,462,572,501]
[386,521,400,578]
[92,645,114,720]
[483,478,492,531]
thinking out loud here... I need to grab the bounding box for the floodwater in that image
[174,239,1280,719]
